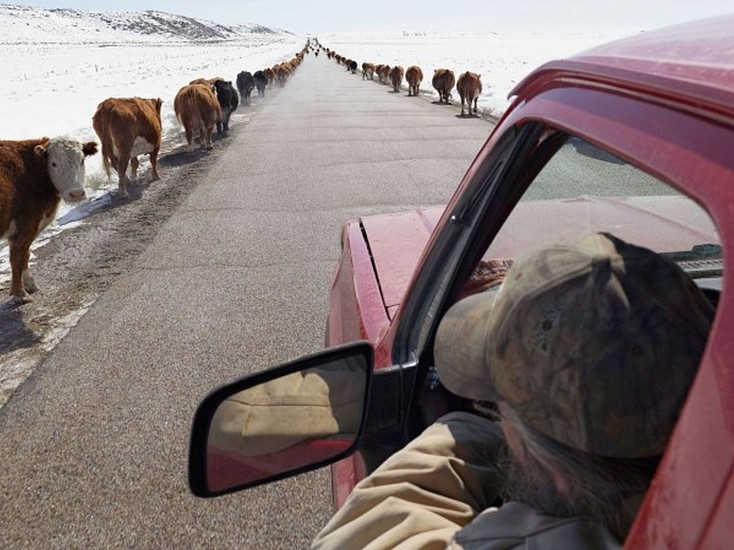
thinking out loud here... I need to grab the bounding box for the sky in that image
[7,0,734,35]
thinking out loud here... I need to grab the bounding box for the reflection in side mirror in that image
[189,342,373,497]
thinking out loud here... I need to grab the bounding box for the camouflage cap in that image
[434,233,714,457]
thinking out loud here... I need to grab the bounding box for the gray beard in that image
[499,448,579,519]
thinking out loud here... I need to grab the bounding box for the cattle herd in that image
[0,37,486,305]
[310,38,484,117]
[0,43,309,304]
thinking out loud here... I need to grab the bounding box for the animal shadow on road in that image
[159,138,224,169]
[159,148,208,169]
[0,304,40,353]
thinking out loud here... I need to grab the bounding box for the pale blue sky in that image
[7,1,734,34]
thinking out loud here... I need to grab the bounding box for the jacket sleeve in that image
[312,411,506,550]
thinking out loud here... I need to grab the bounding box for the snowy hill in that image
[0,4,286,44]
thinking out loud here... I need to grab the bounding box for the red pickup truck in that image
[191,15,733,548]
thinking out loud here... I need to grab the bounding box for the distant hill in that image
[0,4,289,43]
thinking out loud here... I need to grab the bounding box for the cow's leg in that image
[202,122,212,150]
[8,237,33,302]
[150,150,160,181]
[22,263,37,294]
[117,150,131,197]
[130,156,139,183]
[185,124,194,152]
[473,96,478,114]
[110,152,120,176]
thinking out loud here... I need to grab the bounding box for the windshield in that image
[482,135,722,282]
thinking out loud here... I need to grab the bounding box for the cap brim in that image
[434,288,502,402]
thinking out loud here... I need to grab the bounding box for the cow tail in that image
[99,119,113,178]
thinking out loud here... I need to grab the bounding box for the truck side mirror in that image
[189,342,373,497]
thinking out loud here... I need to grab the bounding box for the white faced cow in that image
[0,137,98,303]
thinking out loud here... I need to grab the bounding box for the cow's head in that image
[35,137,98,203]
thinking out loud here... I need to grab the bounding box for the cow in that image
[0,137,98,302]
[377,64,391,85]
[236,71,255,105]
[432,68,456,104]
[174,83,222,151]
[457,71,483,116]
[92,97,163,198]
[211,79,239,133]
[263,68,275,86]
[389,65,404,93]
[347,59,358,74]
[406,65,423,96]
[275,63,291,87]
[362,62,375,81]
[253,70,268,97]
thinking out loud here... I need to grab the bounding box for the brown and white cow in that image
[457,71,483,116]
[0,137,98,302]
[92,97,163,198]
[389,65,404,93]
[377,64,391,85]
[362,62,376,81]
[432,68,456,104]
[263,67,276,86]
[174,83,222,151]
[405,65,423,96]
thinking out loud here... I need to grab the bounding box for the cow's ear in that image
[156,98,163,111]
[83,141,99,156]
[34,144,48,159]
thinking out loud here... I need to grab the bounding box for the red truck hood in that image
[361,195,719,318]
[361,207,444,319]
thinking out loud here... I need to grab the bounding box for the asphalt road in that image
[0,54,494,547]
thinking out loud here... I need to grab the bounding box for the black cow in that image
[236,71,255,105]
[212,79,239,133]
[347,59,358,74]
[253,70,268,97]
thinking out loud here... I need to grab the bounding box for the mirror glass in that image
[205,352,369,493]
